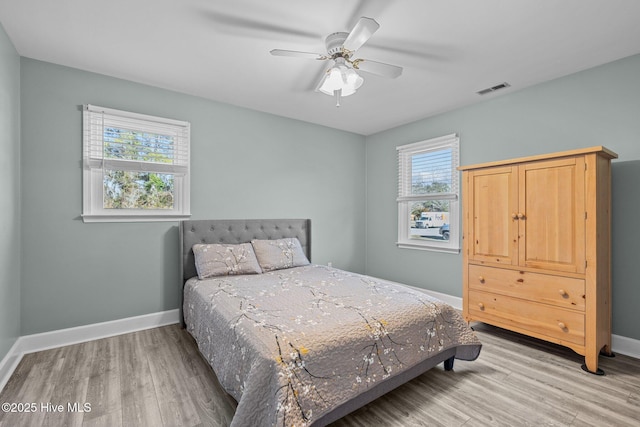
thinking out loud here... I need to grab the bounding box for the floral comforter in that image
[184,265,481,426]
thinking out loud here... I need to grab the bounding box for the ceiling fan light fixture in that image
[318,58,364,99]
[270,17,402,107]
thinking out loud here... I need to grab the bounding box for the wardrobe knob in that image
[478,302,485,310]
[558,322,566,330]
[478,276,485,283]
[558,289,567,297]
[517,212,525,219]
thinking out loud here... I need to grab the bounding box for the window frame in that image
[396,133,460,253]
[82,104,191,223]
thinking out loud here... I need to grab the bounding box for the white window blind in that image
[398,138,459,202]
[82,104,191,222]
[396,134,460,252]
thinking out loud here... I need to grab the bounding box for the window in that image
[397,133,460,252]
[82,105,191,222]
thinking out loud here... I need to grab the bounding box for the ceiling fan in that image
[270,17,403,106]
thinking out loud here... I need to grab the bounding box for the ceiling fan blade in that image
[342,17,380,53]
[205,11,320,40]
[270,49,328,60]
[354,59,403,78]
[347,0,393,30]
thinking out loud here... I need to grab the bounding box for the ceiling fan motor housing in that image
[325,32,349,56]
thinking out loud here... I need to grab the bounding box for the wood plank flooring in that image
[1,322,638,426]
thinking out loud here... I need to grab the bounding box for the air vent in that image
[476,82,511,96]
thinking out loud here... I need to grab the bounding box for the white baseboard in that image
[0,309,180,392]
[0,339,22,395]
[16,309,180,355]
[611,334,640,358]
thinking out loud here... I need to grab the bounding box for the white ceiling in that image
[2,0,640,135]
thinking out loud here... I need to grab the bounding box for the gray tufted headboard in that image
[179,218,311,283]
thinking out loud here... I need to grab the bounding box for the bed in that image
[180,219,481,426]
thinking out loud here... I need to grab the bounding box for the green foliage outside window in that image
[104,170,173,209]
[102,127,175,210]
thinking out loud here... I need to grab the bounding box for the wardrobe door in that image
[518,157,586,274]
[468,165,519,266]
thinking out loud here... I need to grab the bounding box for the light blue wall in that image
[20,58,365,335]
[0,23,21,361]
[365,54,640,341]
[11,47,640,343]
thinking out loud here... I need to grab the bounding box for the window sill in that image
[396,241,460,254]
[82,213,191,223]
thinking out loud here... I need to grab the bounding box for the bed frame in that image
[179,218,456,426]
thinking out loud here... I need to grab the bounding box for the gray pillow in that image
[192,243,262,279]
[251,238,310,272]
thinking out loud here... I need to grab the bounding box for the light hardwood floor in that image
[1,323,638,426]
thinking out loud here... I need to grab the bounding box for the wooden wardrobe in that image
[459,146,617,374]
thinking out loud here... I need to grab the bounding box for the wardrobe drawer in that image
[468,290,585,346]
[468,265,585,311]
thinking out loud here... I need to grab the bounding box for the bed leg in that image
[179,308,186,329]
[444,356,455,371]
